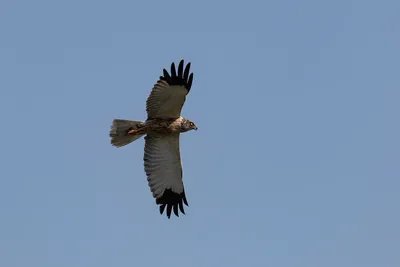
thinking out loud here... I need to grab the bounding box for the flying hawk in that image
[110,60,197,218]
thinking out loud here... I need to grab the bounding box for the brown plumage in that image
[110,60,197,218]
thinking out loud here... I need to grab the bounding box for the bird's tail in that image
[110,119,145,147]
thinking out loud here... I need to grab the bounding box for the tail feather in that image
[110,119,145,147]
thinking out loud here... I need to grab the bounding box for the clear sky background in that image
[0,1,399,266]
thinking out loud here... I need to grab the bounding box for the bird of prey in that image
[109,60,197,218]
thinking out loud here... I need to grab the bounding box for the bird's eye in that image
[190,122,194,126]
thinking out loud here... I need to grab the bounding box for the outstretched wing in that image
[144,133,189,218]
[146,60,194,120]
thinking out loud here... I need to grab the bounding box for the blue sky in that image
[0,0,399,266]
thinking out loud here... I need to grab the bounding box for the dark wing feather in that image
[178,60,184,79]
[146,60,194,119]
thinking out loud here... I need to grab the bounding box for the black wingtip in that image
[187,73,193,91]
[160,60,194,92]
[178,60,184,79]
[178,199,185,214]
[166,204,172,219]
[160,204,166,215]
[156,189,188,218]
[162,69,170,81]
[183,62,191,81]
[170,62,177,78]
[173,204,179,217]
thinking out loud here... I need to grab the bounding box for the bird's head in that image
[181,118,198,132]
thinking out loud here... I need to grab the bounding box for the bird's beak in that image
[194,126,198,131]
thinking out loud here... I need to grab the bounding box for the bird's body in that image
[109,60,197,218]
[126,117,196,136]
